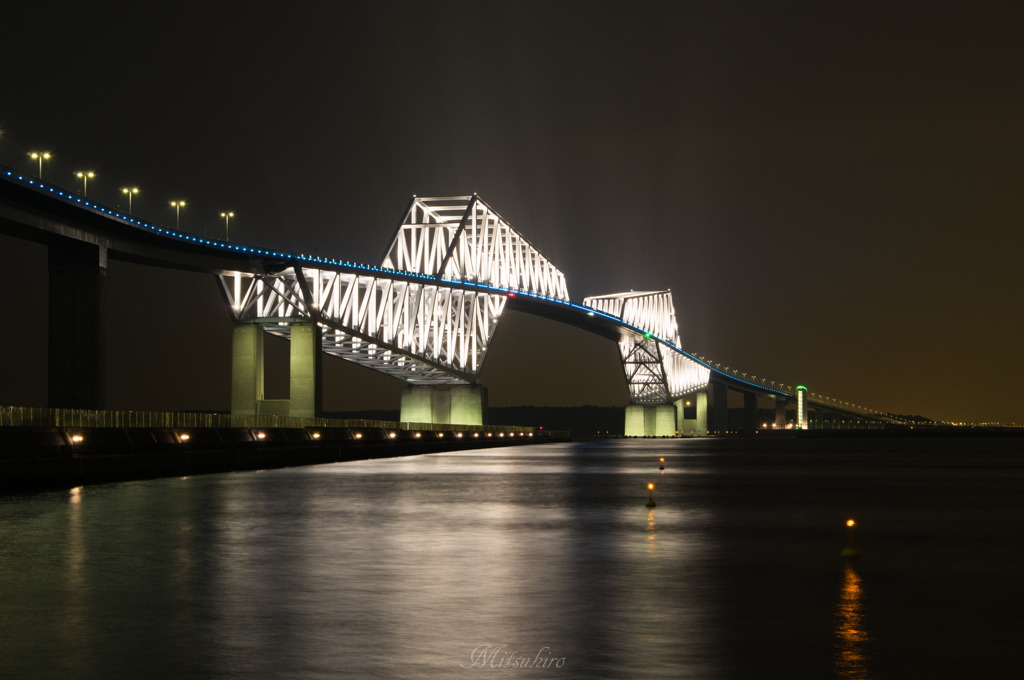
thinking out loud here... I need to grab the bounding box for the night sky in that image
[1,1,1021,423]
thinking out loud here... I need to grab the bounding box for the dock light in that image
[256,432,266,440]
[121,187,139,214]
[456,433,463,438]
[499,433,504,437]
[473,433,479,437]
[487,433,492,437]
[30,152,50,178]
[354,433,362,439]
[438,433,444,438]
[312,432,320,439]
[76,171,95,196]
[180,434,190,441]
[71,435,83,443]
[389,432,397,438]
[528,433,533,437]
[842,519,860,559]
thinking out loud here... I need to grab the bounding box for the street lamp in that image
[29,152,51,178]
[221,212,234,241]
[170,201,186,229]
[76,171,95,197]
[121,187,139,214]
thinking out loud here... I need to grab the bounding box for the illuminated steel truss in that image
[381,196,569,301]
[583,291,710,404]
[219,267,508,384]
[218,196,570,384]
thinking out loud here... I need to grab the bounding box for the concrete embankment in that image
[0,426,566,491]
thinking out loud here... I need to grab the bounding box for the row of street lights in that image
[26,151,235,240]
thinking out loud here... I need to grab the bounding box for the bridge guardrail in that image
[0,406,534,433]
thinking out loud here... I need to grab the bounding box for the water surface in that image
[1,438,1021,678]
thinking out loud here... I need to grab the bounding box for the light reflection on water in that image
[835,561,870,679]
[1,438,1022,679]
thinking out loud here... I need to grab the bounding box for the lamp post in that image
[221,212,234,241]
[76,171,95,197]
[170,201,186,229]
[121,187,139,214]
[29,152,51,178]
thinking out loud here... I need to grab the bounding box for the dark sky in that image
[1,1,1022,423]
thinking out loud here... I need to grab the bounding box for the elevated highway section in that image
[0,166,890,434]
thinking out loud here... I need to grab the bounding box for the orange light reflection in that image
[834,562,871,679]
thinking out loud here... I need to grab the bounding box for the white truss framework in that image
[584,291,709,404]
[381,196,569,301]
[219,268,507,384]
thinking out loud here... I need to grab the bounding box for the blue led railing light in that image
[3,162,788,397]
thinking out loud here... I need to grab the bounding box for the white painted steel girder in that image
[583,291,709,404]
[219,267,507,384]
[381,196,570,301]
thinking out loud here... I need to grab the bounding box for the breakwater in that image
[0,422,563,491]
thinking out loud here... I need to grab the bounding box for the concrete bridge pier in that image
[231,324,265,416]
[675,390,707,436]
[711,381,728,434]
[288,323,323,419]
[400,385,488,426]
[774,398,787,430]
[814,409,824,429]
[624,404,676,436]
[48,237,106,409]
[231,322,322,418]
[743,392,758,436]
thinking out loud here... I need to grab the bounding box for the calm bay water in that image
[1,438,1022,679]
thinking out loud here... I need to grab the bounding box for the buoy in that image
[658,457,665,471]
[646,483,657,508]
[841,519,860,558]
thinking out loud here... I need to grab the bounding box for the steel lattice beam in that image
[584,290,710,404]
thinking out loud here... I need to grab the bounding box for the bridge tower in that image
[583,291,711,437]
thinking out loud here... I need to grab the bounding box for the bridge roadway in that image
[0,162,887,434]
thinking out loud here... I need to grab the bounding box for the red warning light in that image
[508,292,515,298]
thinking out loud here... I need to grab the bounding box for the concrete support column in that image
[775,399,787,430]
[450,385,487,426]
[712,381,728,434]
[652,404,676,437]
[675,390,708,436]
[625,404,676,436]
[814,409,824,430]
[48,238,106,409]
[289,323,322,419]
[624,404,645,436]
[401,385,488,425]
[401,386,435,424]
[231,324,265,415]
[743,391,758,436]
